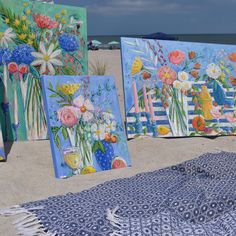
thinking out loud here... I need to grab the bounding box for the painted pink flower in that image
[224,112,236,123]
[19,64,28,75]
[157,66,177,85]
[168,50,186,65]
[8,62,18,74]
[33,14,59,29]
[57,106,80,127]
[210,106,222,119]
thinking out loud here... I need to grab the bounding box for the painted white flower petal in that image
[31,59,44,66]
[83,111,93,121]
[47,62,55,75]
[84,99,94,111]
[73,95,84,108]
[39,62,47,75]
[91,123,98,132]
[50,49,62,58]
[31,52,44,59]
[39,42,47,55]
[47,44,55,56]
[50,58,63,66]
[5,27,13,34]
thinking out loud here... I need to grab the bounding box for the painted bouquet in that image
[48,81,127,175]
[0,0,86,140]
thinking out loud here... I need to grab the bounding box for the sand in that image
[1,50,236,235]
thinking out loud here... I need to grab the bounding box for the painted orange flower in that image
[188,51,196,59]
[168,50,186,65]
[190,70,199,78]
[228,52,236,62]
[157,66,177,85]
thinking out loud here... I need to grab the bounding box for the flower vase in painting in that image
[122,37,236,138]
[0,0,87,141]
[41,76,131,179]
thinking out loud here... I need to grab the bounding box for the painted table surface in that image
[0,0,87,142]
[121,37,236,139]
[41,76,131,179]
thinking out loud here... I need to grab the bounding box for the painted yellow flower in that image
[131,57,143,75]
[29,33,36,39]
[14,19,20,26]
[25,9,31,15]
[5,18,10,24]
[27,39,33,45]
[23,2,28,7]
[58,83,81,96]
[0,156,4,161]
[61,10,67,15]
[18,34,27,40]
[55,14,60,19]
[61,18,67,24]
[81,166,96,175]
[21,16,27,21]
[22,24,28,31]
[157,126,170,135]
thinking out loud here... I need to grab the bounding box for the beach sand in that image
[1,50,236,235]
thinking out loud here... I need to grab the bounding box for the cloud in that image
[83,0,197,15]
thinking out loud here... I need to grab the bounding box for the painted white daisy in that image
[0,28,16,48]
[173,80,182,90]
[178,71,188,82]
[105,120,116,133]
[31,42,63,75]
[182,81,192,91]
[103,112,114,123]
[206,63,222,79]
[91,123,105,140]
[73,95,94,121]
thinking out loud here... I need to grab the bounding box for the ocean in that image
[88,34,236,45]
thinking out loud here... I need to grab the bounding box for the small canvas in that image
[0,0,87,142]
[121,37,236,138]
[0,124,5,161]
[41,76,131,179]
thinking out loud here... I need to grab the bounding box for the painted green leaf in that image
[61,127,68,140]
[54,135,61,149]
[98,141,105,153]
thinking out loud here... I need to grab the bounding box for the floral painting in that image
[121,37,236,138]
[0,0,87,142]
[41,76,131,179]
[0,123,5,161]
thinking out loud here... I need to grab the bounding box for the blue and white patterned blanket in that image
[1,151,236,235]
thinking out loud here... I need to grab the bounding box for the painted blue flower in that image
[0,48,12,64]
[11,44,35,65]
[58,33,80,52]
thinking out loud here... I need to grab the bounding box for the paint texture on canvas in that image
[41,76,131,179]
[121,37,236,138]
[0,0,87,141]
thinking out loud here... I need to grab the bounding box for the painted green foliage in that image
[0,0,87,141]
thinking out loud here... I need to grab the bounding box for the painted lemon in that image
[0,156,4,161]
[81,166,96,175]
[64,153,81,170]
[157,126,170,135]
[131,57,143,76]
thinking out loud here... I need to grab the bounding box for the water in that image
[88,34,236,45]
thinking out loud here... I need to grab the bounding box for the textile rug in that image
[1,151,236,236]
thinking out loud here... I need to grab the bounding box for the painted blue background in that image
[41,75,131,178]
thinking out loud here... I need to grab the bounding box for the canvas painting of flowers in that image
[0,124,5,161]
[0,0,87,142]
[121,37,236,138]
[41,76,131,179]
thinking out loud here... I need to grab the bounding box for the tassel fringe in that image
[106,207,124,236]
[0,205,56,236]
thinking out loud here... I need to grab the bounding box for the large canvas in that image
[0,123,5,161]
[121,37,236,138]
[0,0,87,141]
[41,76,131,179]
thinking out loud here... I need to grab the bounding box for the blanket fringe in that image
[106,207,124,236]
[0,205,56,236]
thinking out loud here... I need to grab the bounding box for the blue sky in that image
[55,0,236,36]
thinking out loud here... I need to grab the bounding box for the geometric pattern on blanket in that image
[2,151,236,235]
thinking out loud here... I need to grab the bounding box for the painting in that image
[0,0,87,142]
[0,123,5,161]
[41,76,131,179]
[121,37,236,138]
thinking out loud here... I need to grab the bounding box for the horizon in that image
[55,0,236,36]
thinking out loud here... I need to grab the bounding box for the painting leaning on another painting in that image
[41,76,131,179]
[0,0,87,142]
[121,37,236,139]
